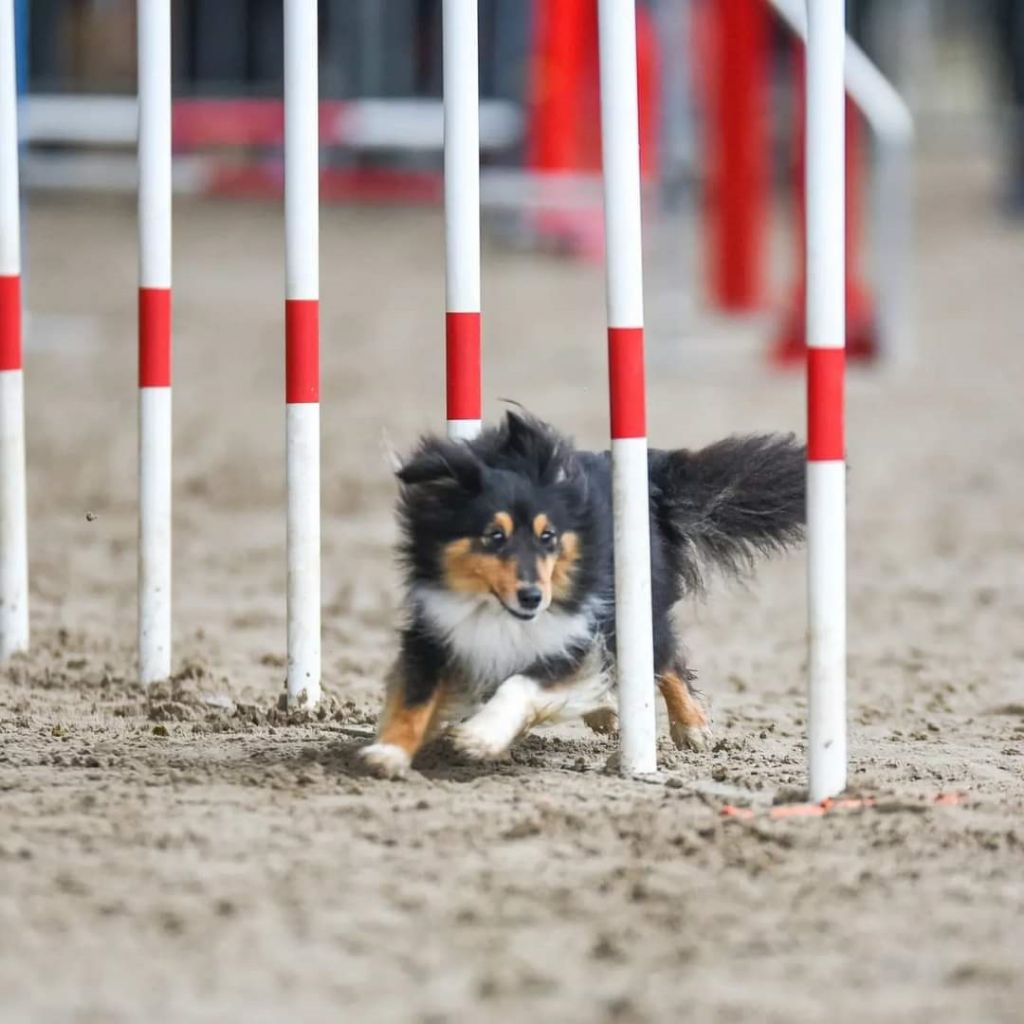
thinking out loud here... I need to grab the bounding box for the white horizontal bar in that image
[341,98,520,153]
[21,95,523,153]
[25,95,139,146]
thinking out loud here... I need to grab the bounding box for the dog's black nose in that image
[517,585,543,611]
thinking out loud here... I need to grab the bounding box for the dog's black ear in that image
[396,441,484,493]
[503,407,547,458]
[503,409,574,486]
[504,408,535,449]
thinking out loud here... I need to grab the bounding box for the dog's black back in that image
[396,412,805,683]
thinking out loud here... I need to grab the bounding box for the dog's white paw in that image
[670,721,712,752]
[360,742,412,779]
[449,722,512,762]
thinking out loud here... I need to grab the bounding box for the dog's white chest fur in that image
[411,586,596,689]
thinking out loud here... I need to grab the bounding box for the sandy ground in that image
[1,156,1022,1024]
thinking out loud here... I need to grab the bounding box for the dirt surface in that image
[1,157,1022,1024]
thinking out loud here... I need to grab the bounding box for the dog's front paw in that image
[583,707,619,735]
[448,722,512,762]
[669,720,712,752]
[360,742,412,779]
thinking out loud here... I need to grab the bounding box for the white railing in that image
[769,0,915,364]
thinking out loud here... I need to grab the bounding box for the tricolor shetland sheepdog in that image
[361,411,805,778]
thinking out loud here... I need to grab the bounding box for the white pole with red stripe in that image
[137,0,172,684]
[806,0,847,801]
[284,0,321,708]
[442,0,481,440]
[597,0,658,776]
[0,0,28,660]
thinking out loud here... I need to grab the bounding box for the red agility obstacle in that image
[702,0,771,311]
[525,0,659,258]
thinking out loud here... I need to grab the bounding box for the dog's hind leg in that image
[360,666,448,779]
[657,668,711,751]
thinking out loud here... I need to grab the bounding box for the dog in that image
[360,411,805,778]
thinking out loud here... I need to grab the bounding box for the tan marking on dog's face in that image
[492,511,513,537]
[376,681,448,757]
[551,531,580,601]
[443,537,520,604]
[533,513,551,539]
[657,672,708,729]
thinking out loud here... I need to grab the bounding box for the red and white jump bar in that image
[0,0,28,660]
[598,0,658,776]
[805,0,847,801]
[137,0,172,685]
[442,0,482,440]
[284,0,321,708]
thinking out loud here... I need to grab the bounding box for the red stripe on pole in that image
[286,299,320,403]
[138,287,171,387]
[445,312,481,420]
[608,327,647,439]
[807,347,845,461]
[0,275,22,372]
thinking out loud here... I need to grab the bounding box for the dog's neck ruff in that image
[410,585,596,687]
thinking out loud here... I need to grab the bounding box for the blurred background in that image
[12,0,1024,368]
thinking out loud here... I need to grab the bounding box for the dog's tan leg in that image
[361,675,447,779]
[583,707,620,735]
[657,671,711,751]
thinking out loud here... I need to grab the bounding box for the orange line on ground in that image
[719,792,965,820]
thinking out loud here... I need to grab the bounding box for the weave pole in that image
[137,0,172,684]
[597,0,657,777]
[0,0,28,660]
[284,0,321,708]
[805,0,847,801]
[442,0,482,441]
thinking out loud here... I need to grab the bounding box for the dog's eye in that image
[539,529,557,548]
[483,529,507,547]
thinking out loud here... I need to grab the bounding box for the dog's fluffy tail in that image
[649,434,806,593]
